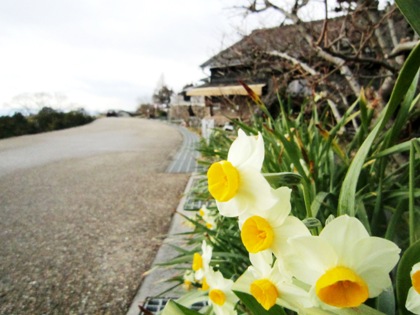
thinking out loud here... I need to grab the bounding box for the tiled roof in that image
[200,13,409,70]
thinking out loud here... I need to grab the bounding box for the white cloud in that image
[1,0,392,114]
[0,0,250,113]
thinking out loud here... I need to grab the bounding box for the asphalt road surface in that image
[0,118,191,314]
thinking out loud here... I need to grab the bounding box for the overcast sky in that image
[0,0,275,114]
[0,0,390,115]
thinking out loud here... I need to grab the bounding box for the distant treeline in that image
[0,107,95,139]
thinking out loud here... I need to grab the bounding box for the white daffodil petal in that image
[286,216,400,309]
[254,186,292,225]
[320,215,370,261]
[213,302,237,315]
[228,130,264,169]
[216,198,241,217]
[235,257,313,312]
[207,269,239,315]
[272,216,311,258]
[406,287,420,314]
[206,269,222,287]
[271,186,292,218]
[238,186,292,223]
[195,269,204,281]
[202,241,213,265]
[287,236,337,285]
[249,251,274,277]
[232,268,255,293]
[227,129,252,166]
[215,167,275,217]
[216,168,278,217]
[237,167,277,212]
[359,268,392,298]
[240,132,264,169]
[352,237,401,278]
[279,281,314,310]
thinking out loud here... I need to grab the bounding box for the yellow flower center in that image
[316,266,369,308]
[412,270,420,294]
[206,222,213,229]
[207,161,239,202]
[209,289,226,306]
[250,278,279,310]
[183,279,192,290]
[241,216,274,253]
[201,277,209,291]
[199,208,205,216]
[192,253,203,271]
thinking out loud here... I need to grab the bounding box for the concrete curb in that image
[126,174,198,315]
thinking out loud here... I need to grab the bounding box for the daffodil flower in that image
[233,251,313,311]
[201,276,210,291]
[199,205,217,230]
[192,240,213,281]
[207,129,277,217]
[406,262,420,314]
[182,270,195,291]
[198,205,208,217]
[287,215,401,309]
[206,268,238,315]
[239,187,310,257]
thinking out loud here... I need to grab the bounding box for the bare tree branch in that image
[315,47,361,95]
[266,50,319,75]
[324,49,397,72]
[223,0,414,108]
[315,0,329,47]
[386,40,419,59]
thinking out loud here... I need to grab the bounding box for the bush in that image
[0,107,95,139]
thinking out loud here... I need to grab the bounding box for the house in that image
[168,86,207,127]
[187,9,412,120]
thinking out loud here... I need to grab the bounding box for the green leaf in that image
[395,0,420,35]
[383,189,420,202]
[302,217,322,229]
[359,87,370,136]
[384,72,419,148]
[233,291,287,315]
[376,286,395,315]
[349,305,388,315]
[175,290,209,309]
[264,172,303,187]
[160,300,203,315]
[408,140,418,245]
[371,140,415,159]
[338,42,420,217]
[311,192,330,218]
[356,198,372,235]
[396,240,420,315]
[160,290,208,315]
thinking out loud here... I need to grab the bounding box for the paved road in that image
[0,118,193,314]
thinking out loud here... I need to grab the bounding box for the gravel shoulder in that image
[0,118,191,314]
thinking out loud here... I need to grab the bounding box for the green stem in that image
[371,170,385,236]
[409,140,415,245]
[302,183,313,219]
[385,200,406,241]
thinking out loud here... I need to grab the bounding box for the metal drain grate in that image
[183,197,206,211]
[139,297,207,314]
[182,177,214,211]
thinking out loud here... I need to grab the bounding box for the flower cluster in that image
[178,129,418,315]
